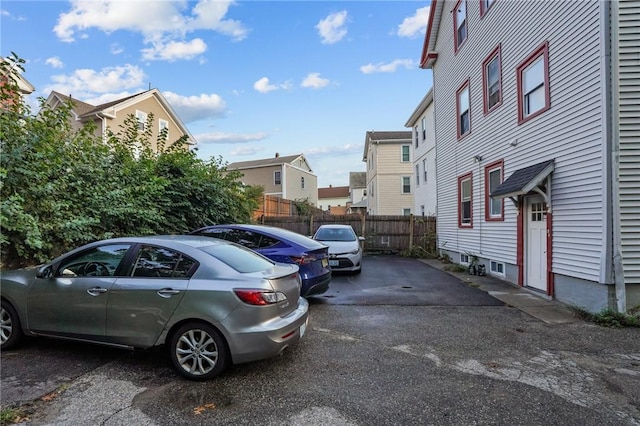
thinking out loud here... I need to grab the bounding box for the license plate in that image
[322,258,328,267]
[300,320,307,337]
[329,260,339,267]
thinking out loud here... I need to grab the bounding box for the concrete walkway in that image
[420,258,581,325]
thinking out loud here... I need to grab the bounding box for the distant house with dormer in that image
[227,153,319,206]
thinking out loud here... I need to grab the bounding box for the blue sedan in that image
[190,224,331,297]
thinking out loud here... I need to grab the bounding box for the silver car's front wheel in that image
[1,300,23,349]
[169,323,228,381]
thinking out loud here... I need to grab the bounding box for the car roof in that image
[105,235,228,249]
[196,224,325,249]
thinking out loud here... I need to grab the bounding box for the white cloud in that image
[141,38,207,61]
[305,144,362,157]
[45,56,64,69]
[43,64,146,98]
[54,0,248,61]
[110,43,124,55]
[196,132,269,144]
[360,59,415,74]
[316,10,348,44]
[253,77,292,93]
[230,146,264,156]
[397,6,430,39]
[163,91,227,123]
[301,73,330,89]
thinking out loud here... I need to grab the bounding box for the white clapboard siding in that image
[618,1,640,283]
[433,0,605,281]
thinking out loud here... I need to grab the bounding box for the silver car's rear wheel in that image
[1,300,23,349]
[169,323,228,381]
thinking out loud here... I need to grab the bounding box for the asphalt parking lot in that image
[2,255,639,425]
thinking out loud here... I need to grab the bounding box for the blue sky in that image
[2,0,433,188]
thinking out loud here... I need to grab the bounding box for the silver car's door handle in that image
[158,288,180,298]
[87,287,108,296]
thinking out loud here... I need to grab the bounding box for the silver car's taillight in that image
[234,289,288,305]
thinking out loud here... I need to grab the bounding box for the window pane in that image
[416,165,420,185]
[403,176,411,193]
[460,111,470,135]
[525,86,545,115]
[58,244,131,277]
[402,146,410,162]
[523,57,544,93]
[459,87,469,111]
[462,201,471,223]
[133,246,187,278]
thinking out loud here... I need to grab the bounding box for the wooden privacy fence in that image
[260,214,437,254]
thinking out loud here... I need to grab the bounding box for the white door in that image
[526,197,547,292]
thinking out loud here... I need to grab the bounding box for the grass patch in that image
[0,407,28,425]
[572,306,640,328]
[443,264,467,273]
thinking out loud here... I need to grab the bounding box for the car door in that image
[26,243,132,339]
[106,244,194,347]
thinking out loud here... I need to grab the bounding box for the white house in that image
[420,0,639,313]
[405,89,437,217]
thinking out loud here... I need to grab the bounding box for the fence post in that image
[361,213,366,252]
[409,214,414,251]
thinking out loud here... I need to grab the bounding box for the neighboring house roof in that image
[492,159,555,199]
[318,185,350,199]
[363,130,412,161]
[350,199,368,208]
[44,89,195,143]
[405,88,434,127]
[1,57,35,94]
[228,153,312,171]
[349,171,366,188]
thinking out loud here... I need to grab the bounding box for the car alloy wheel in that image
[170,322,228,381]
[0,300,23,349]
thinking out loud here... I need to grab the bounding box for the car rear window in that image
[201,244,275,273]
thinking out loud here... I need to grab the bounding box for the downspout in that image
[607,0,626,313]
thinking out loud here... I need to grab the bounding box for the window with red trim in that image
[517,42,550,124]
[454,0,468,53]
[456,80,471,139]
[458,173,473,228]
[480,0,496,17]
[484,160,504,221]
[482,45,502,115]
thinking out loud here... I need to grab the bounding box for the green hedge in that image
[0,54,259,268]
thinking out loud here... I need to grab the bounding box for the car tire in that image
[169,322,229,381]
[1,299,23,350]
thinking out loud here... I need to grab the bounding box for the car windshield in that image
[315,228,356,242]
[201,244,274,273]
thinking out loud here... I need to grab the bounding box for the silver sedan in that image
[0,235,309,381]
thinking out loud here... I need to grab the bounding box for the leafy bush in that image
[0,53,260,268]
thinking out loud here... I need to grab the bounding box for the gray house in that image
[420,0,639,313]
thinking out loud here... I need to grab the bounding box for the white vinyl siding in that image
[617,1,640,284]
[432,0,604,281]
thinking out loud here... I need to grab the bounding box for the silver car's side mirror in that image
[36,265,53,279]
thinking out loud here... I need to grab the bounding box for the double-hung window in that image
[421,116,427,139]
[458,173,473,227]
[401,145,410,162]
[135,110,147,132]
[485,160,504,221]
[301,177,305,189]
[517,42,550,124]
[483,45,502,114]
[415,165,420,186]
[423,159,427,183]
[402,176,411,194]
[480,0,496,17]
[454,0,467,52]
[159,119,169,140]
[414,126,419,147]
[457,80,471,139]
[274,171,281,185]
